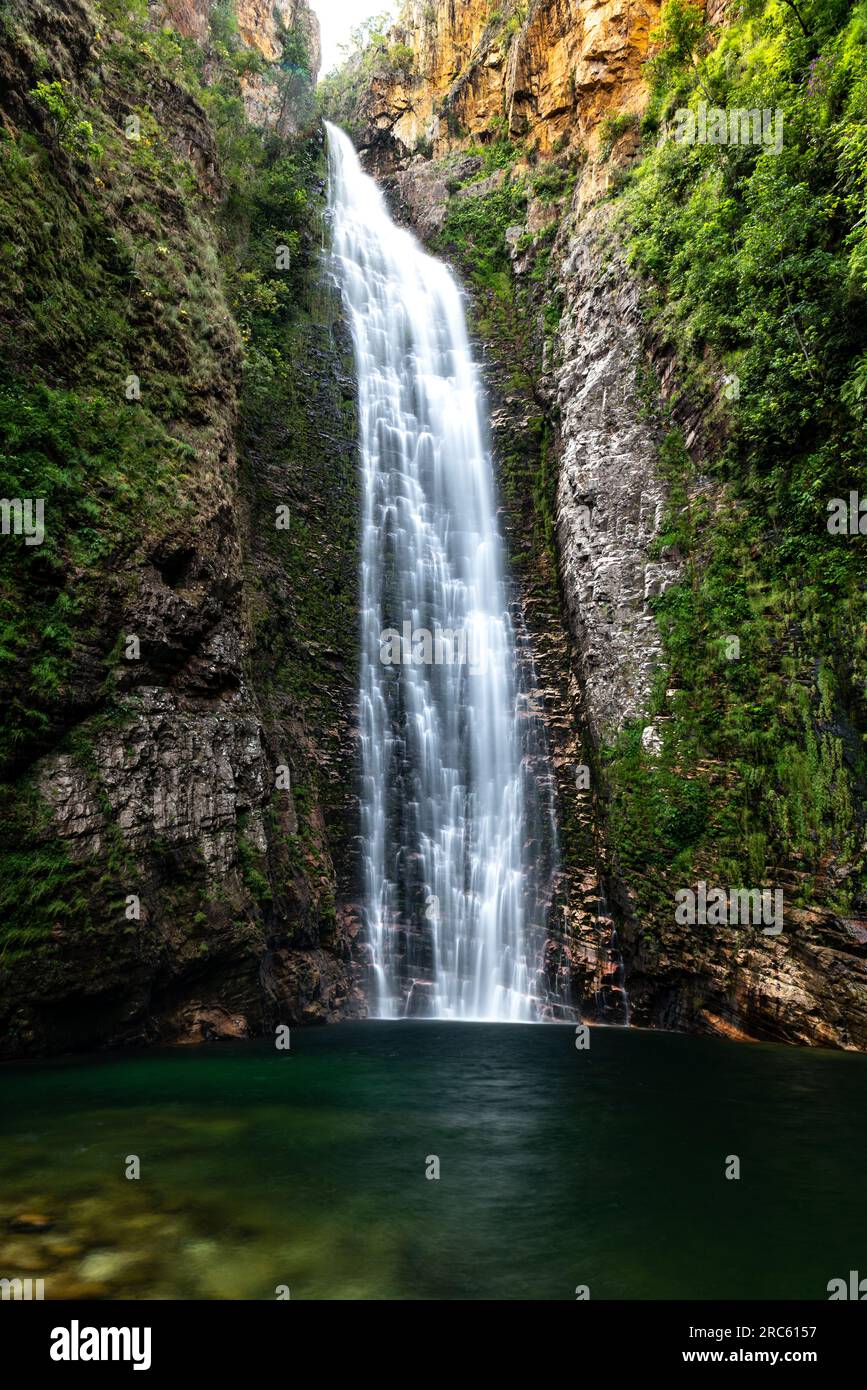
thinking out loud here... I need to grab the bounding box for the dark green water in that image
[1,1021,865,1299]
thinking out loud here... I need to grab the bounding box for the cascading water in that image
[327,123,564,1022]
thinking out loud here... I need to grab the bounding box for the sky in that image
[310,0,399,76]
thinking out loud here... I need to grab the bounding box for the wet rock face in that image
[383,159,455,240]
[36,691,268,875]
[550,200,867,1049]
[0,290,366,1056]
[554,202,680,743]
[4,613,365,1058]
[624,903,867,1050]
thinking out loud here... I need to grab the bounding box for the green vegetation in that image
[0,786,93,961]
[463,136,519,175]
[0,0,260,781]
[0,0,336,957]
[439,180,527,289]
[598,111,641,159]
[0,385,192,762]
[431,105,577,690]
[601,0,867,922]
[29,80,102,159]
[530,159,579,203]
[485,1,530,56]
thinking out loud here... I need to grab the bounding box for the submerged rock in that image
[8,1213,55,1233]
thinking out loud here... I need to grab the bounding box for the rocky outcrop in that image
[236,0,321,132]
[0,0,363,1057]
[555,200,678,741]
[236,0,319,70]
[551,200,867,1051]
[160,0,320,69]
[357,0,661,162]
[626,895,867,1050]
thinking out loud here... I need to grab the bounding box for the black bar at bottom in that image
[0,1299,863,1373]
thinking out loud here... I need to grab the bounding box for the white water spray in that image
[327,123,564,1021]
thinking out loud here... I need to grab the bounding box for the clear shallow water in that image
[0,1022,865,1300]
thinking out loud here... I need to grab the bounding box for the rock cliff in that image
[362,0,659,162]
[160,0,321,131]
[0,0,363,1057]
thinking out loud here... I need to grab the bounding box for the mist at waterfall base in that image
[327,122,568,1023]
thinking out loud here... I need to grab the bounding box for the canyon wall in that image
[0,0,363,1057]
[363,0,658,161]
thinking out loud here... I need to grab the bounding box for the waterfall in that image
[326,123,564,1022]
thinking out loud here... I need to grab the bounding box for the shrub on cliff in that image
[602,0,867,919]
